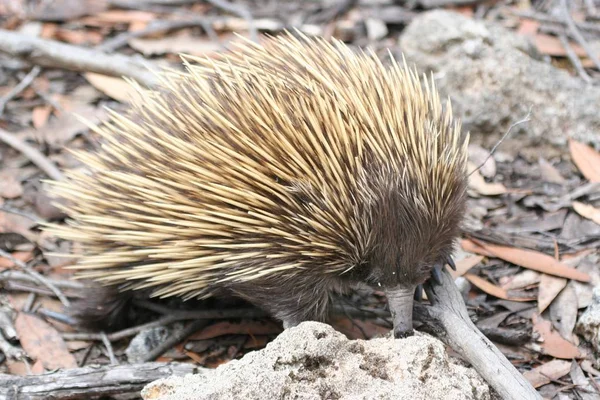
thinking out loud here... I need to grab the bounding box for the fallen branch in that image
[0,362,200,400]
[0,29,159,88]
[414,267,541,399]
[0,128,64,181]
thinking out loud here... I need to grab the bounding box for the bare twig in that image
[0,66,41,116]
[512,10,600,34]
[0,249,70,307]
[0,128,64,181]
[414,0,487,9]
[559,34,592,83]
[0,29,159,87]
[0,270,85,290]
[0,205,45,224]
[205,0,257,42]
[100,332,118,365]
[560,0,600,71]
[98,18,217,52]
[468,108,532,177]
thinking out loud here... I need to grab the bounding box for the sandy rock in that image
[399,10,600,153]
[142,321,490,400]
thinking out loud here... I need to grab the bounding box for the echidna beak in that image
[385,285,415,339]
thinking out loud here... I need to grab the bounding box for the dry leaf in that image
[461,239,494,257]
[129,33,222,57]
[573,201,600,225]
[0,173,23,199]
[85,73,139,103]
[23,103,108,147]
[470,241,591,283]
[450,255,483,279]
[0,251,33,270]
[532,314,581,359]
[188,320,281,341]
[549,284,578,344]
[538,158,565,184]
[14,313,77,370]
[534,34,585,58]
[500,270,540,290]
[32,105,52,129]
[537,274,567,313]
[464,274,532,302]
[517,19,540,36]
[569,139,600,182]
[468,162,507,196]
[523,359,571,388]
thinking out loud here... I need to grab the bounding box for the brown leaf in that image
[537,274,567,313]
[534,34,585,58]
[573,201,600,225]
[449,255,483,278]
[465,274,533,302]
[569,139,600,182]
[517,19,540,36]
[523,359,572,388]
[470,241,591,283]
[32,105,52,129]
[468,162,507,195]
[84,73,140,103]
[460,239,494,257]
[14,313,77,370]
[188,320,281,340]
[532,314,582,359]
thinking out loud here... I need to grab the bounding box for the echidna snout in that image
[45,33,469,337]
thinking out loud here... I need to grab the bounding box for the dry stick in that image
[0,128,64,181]
[0,66,41,116]
[0,249,70,307]
[0,362,199,400]
[560,0,600,72]
[0,29,159,88]
[512,10,600,34]
[559,34,592,83]
[0,270,85,290]
[414,268,541,400]
[416,0,487,9]
[205,0,257,42]
[97,18,216,52]
[100,332,118,365]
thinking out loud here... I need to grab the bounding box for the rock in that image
[576,287,600,354]
[142,321,491,400]
[126,325,177,363]
[399,10,600,155]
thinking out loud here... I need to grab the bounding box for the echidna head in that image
[359,154,468,337]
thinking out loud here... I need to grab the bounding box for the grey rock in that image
[126,325,175,363]
[399,10,600,153]
[576,286,600,354]
[142,321,490,400]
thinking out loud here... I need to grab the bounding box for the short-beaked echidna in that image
[46,32,469,338]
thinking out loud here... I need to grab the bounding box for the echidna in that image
[46,32,468,338]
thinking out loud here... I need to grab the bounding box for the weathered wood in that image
[414,268,541,400]
[0,362,201,400]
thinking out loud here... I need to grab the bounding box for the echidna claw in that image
[446,256,457,271]
[430,264,443,285]
[414,284,423,302]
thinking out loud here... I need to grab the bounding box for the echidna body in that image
[47,33,468,337]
